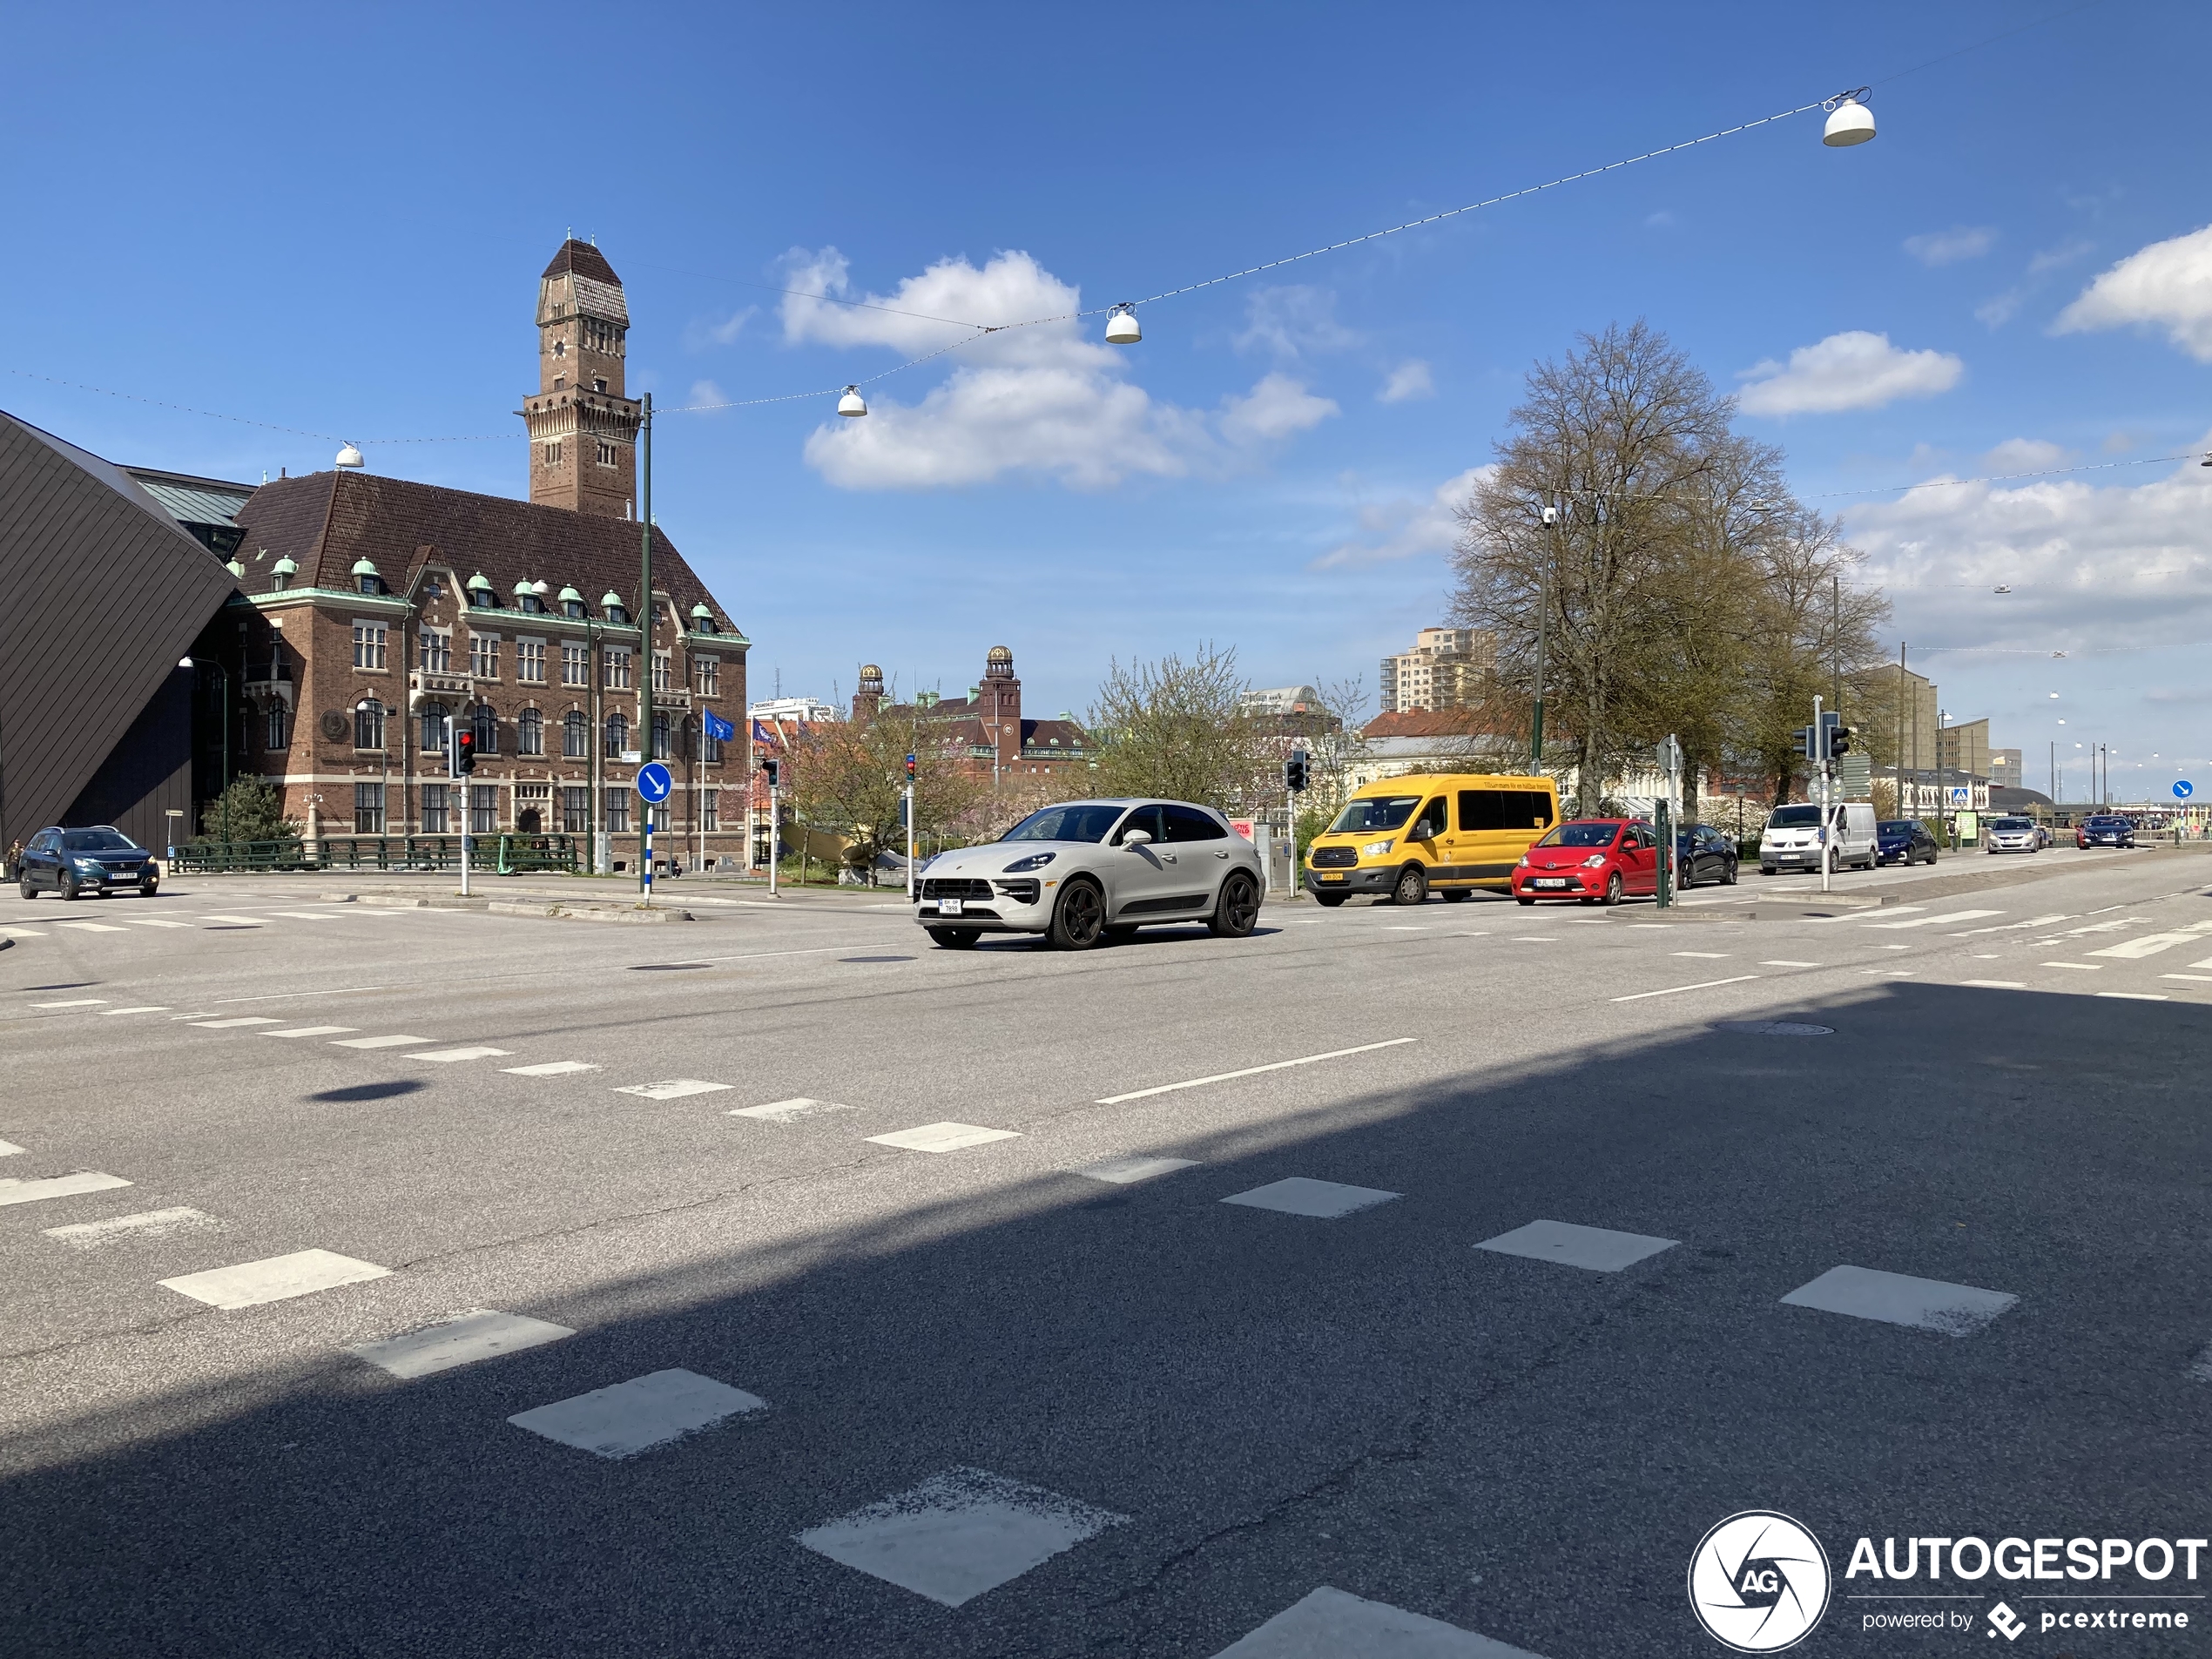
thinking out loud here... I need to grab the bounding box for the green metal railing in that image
[172,834,581,875]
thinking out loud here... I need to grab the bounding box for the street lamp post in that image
[637,392,654,898]
[356,698,392,864]
[1533,500,1561,770]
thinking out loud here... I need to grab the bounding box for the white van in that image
[1760,800,1878,875]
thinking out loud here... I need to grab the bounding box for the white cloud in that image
[1377,360,1435,403]
[781,248,1336,490]
[1904,226,1996,266]
[2054,224,2212,361]
[682,306,759,352]
[2027,238,2094,276]
[1314,468,1486,570]
[1974,290,2025,329]
[686,380,729,408]
[1980,438,2068,473]
[1233,286,1359,360]
[1737,331,1964,417]
[1846,448,2212,648]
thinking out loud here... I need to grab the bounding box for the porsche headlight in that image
[1001,851,1055,873]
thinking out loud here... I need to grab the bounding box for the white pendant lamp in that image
[1105,303,1141,346]
[1822,90,1875,147]
[335,442,366,469]
[837,385,867,417]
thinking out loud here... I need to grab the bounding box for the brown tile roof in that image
[540,239,623,287]
[229,470,735,632]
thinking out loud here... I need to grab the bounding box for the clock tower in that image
[521,238,643,517]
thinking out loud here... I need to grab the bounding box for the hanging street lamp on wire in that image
[1822,88,1876,147]
[1105,304,1141,346]
[837,385,867,417]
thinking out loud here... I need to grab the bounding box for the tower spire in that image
[521,238,641,516]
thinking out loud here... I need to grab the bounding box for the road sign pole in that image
[453,722,471,899]
[905,782,915,901]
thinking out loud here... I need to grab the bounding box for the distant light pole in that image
[357,698,392,851]
[1533,500,1561,769]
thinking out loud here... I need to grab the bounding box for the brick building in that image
[850,648,1088,779]
[221,239,751,869]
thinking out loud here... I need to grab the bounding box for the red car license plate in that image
[1534,878,1568,888]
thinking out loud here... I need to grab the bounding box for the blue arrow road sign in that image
[2175,780,2194,799]
[636,762,673,803]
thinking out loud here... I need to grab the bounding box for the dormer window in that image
[564,598,586,619]
[350,556,382,596]
[469,588,499,609]
[518,591,546,615]
[605,604,629,625]
[359,574,381,595]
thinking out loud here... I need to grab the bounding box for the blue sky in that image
[6,2,2210,801]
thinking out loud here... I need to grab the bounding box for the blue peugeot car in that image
[1875,819,1939,866]
[17,826,159,900]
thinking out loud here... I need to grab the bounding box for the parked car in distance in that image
[1512,818,1660,906]
[1760,801,1878,875]
[17,826,159,900]
[2076,814,2136,849]
[1305,772,1561,907]
[1674,824,1741,888]
[914,798,1263,950]
[1985,815,2040,854]
[1876,819,1940,866]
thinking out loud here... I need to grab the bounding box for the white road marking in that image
[101,1006,169,1015]
[2040,962,2101,972]
[1864,909,2003,931]
[796,1467,1127,1608]
[54,921,128,933]
[1760,960,1821,968]
[1610,974,1760,1003]
[1216,1586,1549,1658]
[0,1171,132,1207]
[2161,974,2212,983]
[502,1060,598,1076]
[189,1016,285,1028]
[2089,932,2203,960]
[1954,914,2073,935]
[267,912,339,921]
[1672,951,1730,959]
[1475,1219,1677,1273]
[614,1078,732,1100]
[1220,1177,1400,1219]
[0,1140,23,1157]
[0,927,46,937]
[729,1097,852,1122]
[43,1205,217,1246]
[118,917,191,928]
[1076,1155,1198,1185]
[350,1309,575,1379]
[31,999,106,1008]
[1384,926,1428,932]
[199,915,266,926]
[2096,991,2169,1001]
[867,1122,1020,1153]
[508,1368,765,1459]
[1510,936,1559,943]
[212,986,386,1003]
[2190,956,2212,971]
[331,1035,437,1049]
[1780,1264,2016,1336]
[261,1026,357,1038]
[1876,944,1912,951]
[2061,916,2148,935]
[404,1046,512,1062]
[1963,980,2028,989]
[158,1249,390,1309]
[1811,905,1922,926]
[1096,1036,1417,1105]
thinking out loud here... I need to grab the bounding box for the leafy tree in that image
[196,776,300,845]
[1086,644,1271,809]
[786,706,984,883]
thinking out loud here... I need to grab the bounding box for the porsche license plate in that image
[939,898,963,915]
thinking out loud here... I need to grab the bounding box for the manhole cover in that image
[1720,1020,1834,1037]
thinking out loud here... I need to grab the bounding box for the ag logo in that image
[1688,1511,1831,1652]
[319,710,348,743]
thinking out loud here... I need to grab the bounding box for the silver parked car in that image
[915,799,1264,950]
[1985,815,2040,854]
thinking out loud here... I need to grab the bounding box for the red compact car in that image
[1511,818,1660,905]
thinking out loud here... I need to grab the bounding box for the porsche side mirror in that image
[1122,830,1152,846]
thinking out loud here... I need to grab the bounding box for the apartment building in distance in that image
[1379,627,1493,714]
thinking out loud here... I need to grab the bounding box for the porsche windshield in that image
[1001,803,1127,843]
[1330,796,1420,834]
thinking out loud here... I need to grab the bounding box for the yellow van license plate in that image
[1320,873,1345,881]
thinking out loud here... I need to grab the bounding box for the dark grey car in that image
[17,826,158,900]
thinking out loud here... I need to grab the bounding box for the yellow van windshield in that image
[1331,795,1421,833]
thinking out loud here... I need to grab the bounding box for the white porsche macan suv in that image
[916,799,1265,949]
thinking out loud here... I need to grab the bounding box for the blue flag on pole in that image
[703,707,736,743]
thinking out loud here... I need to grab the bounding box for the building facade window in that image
[696,656,719,697]
[702,791,719,832]
[544,440,563,466]
[355,703,385,750]
[604,712,628,757]
[266,705,289,750]
[359,573,383,596]
[421,701,450,755]
[471,702,498,753]
[559,786,590,834]
[561,642,589,685]
[517,707,543,756]
[469,785,497,835]
[354,782,385,834]
[563,709,588,759]
[516,638,546,684]
[604,789,630,833]
[649,800,669,832]
[516,783,550,833]
[596,441,617,467]
[652,713,671,761]
[352,621,388,670]
[651,651,672,694]
[421,783,450,834]
[421,630,452,674]
[469,634,499,679]
[700,719,721,765]
[604,647,631,690]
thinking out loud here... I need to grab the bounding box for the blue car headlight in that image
[1001,851,1056,873]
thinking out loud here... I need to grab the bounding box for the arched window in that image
[604,711,628,758]
[563,709,587,759]
[472,702,499,754]
[651,713,671,761]
[420,701,449,754]
[517,708,543,757]
[266,704,289,750]
[354,703,385,750]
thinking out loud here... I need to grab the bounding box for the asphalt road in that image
[3,847,2209,1657]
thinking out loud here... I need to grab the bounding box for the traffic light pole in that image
[1815,694,1830,896]
[637,391,653,900]
[450,723,472,898]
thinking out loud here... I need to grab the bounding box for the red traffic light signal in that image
[905,752,917,779]
[455,731,476,774]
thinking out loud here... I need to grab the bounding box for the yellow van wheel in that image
[1390,865,1428,906]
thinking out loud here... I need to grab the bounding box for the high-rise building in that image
[522,239,644,519]
[1865,663,1939,772]
[1938,718,1991,783]
[1379,627,1493,714]
[1989,747,2024,789]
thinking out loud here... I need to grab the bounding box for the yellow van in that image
[1304,772,1559,907]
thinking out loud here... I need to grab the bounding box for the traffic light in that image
[760,757,779,788]
[1829,724,1855,759]
[1285,750,1309,794]
[454,731,476,774]
[904,752,917,779]
[1795,725,1818,759]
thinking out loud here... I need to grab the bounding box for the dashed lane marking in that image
[2090,932,2210,960]
[198,915,266,926]
[1781,1264,2017,1336]
[502,1061,598,1076]
[43,1206,218,1246]
[2096,991,2169,1001]
[158,1249,390,1309]
[101,1006,169,1015]
[1215,1586,1552,1658]
[1075,1155,1198,1185]
[331,1035,437,1049]
[1610,975,1760,1003]
[117,917,192,928]
[508,1368,765,1459]
[867,1122,1020,1153]
[1096,1036,1417,1105]
[0,927,46,938]
[1954,914,2073,935]
[30,1000,107,1008]
[2161,974,2212,984]
[1221,1177,1401,1219]
[189,1016,286,1029]
[729,1098,852,1122]
[2040,962,2101,972]
[1865,909,2005,930]
[211,986,387,1003]
[614,1078,733,1101]
[1475,1219,1678,1273]
[1672,951,1730,959]
[1760,960,1821,968]
[260,1026,358,1038]
[404,1046,513,1062]
[53,921,128,933]
[0,1140,23,1157]
[1963,980,2028,989]
[0,1172,133,1207]
[351,1309,575,1379]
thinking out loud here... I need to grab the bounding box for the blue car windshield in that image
[59,831,138,852]
[1878,821,1916,836]
[1001,803,1125,843]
